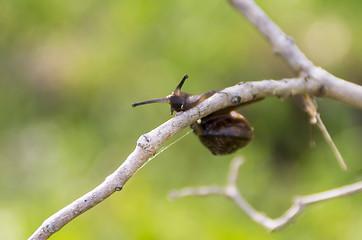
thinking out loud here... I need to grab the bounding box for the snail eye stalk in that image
[132,97,170,108]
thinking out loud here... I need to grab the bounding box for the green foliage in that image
[0,0,361,239]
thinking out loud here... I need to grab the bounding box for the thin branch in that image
[303,94,348,170]
[229,0,362,108]
[27,77,318,239]
[30,76,358,239]
[229,0,314,72]
[170,157,362,231]
[29,1,362,239]
[227,156,244,186]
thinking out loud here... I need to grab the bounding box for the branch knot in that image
[137,134,155,153]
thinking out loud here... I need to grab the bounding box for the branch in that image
[302,94,347,170]
[29,1,362,239]
[23,77,314,239]
[29,76,361,239]
[169,157,362,231]
[229,0,362,108]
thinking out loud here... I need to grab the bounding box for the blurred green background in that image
[1,0,362,239]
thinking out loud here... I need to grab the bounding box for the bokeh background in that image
[1,0,362,239]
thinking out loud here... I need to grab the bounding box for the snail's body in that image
[132,75,254,155]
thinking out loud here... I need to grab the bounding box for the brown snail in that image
[132,75,254,155]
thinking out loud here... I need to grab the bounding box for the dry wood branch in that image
[169,157,362,231]
[28,77,326,239]
[29,76,361,240]
[229,0,362,108]
[303,94,347,170]
[29,1,362,239]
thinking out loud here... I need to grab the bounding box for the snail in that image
[132,75,255,155]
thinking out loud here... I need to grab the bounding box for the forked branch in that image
[169,157,362,231]
[229,0,362,108]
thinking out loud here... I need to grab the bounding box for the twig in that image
[169,157,362,231]
[27,77,326,239]
[29,76,362,240]
[229,0,362,108]
[303,94,348,170]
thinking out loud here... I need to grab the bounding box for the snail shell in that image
[191,110,253,155]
